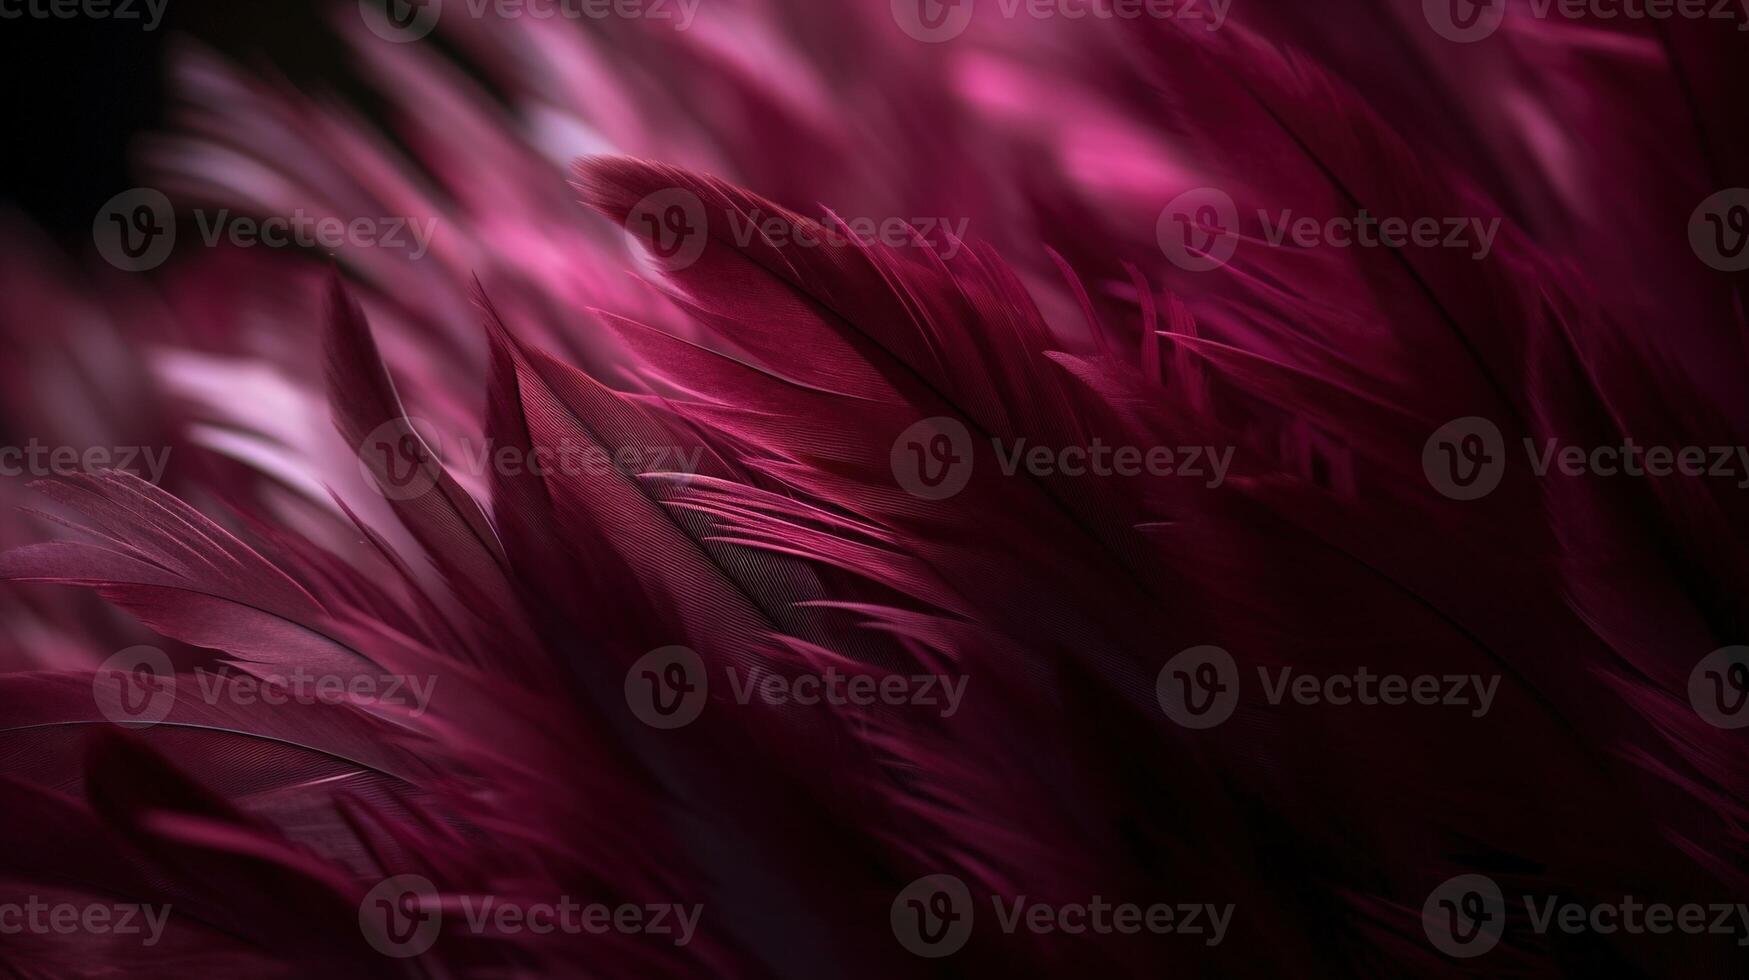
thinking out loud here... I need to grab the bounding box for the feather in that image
[1,3,1747,976]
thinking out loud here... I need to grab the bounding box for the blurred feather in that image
[0,1,1744,977]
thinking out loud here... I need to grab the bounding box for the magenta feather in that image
[0,2,1745,977]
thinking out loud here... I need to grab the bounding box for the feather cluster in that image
[0,1,1746,976]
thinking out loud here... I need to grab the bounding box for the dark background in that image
[0,1,350,246]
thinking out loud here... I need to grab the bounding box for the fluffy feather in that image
[0,2,1745,977]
